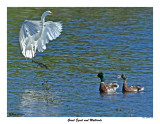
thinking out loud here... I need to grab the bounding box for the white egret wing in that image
[19,20,42,58]
[37,21,62,52]
[19,20,42,49]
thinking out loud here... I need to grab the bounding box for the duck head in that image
[95,72,105,82]
[118,74,126,80]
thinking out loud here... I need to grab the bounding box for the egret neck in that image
[41,11,49,23]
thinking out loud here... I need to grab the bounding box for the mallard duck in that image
[118,74,144,92]
[95,72,119,93]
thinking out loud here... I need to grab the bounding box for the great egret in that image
[19,10,62,59]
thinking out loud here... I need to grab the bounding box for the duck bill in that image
[117,75,121,78]
[94,76,98,78]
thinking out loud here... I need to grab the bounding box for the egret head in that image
[41,11,55,21]
[45,11,55,15]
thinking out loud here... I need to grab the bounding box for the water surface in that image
[7,7,153,117]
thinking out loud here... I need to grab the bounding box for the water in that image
[7,7,153,117]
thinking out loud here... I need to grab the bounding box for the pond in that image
[7,7,153,117]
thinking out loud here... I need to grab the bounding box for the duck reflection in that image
[99,92,119,97]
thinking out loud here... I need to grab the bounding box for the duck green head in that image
[118,74,126,80]
[95,72,105,82]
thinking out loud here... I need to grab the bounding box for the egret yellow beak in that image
[50,12,55,15]
[94,76,98,78]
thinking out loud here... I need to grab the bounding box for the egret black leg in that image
[32,59,48,69]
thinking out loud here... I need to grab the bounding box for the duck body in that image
[96,72,119,93]
[118,74,144,92]
[99,82,119,93]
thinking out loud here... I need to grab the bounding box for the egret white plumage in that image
[19,11,62,59]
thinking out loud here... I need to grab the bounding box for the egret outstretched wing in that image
[19,20,42,50]
[37,21,62,52]
[19,20,43,58]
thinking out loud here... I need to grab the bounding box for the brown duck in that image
[118,74,144,92]
[95,72,119,93]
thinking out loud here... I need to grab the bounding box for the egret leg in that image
[30,45,48,69]
[32,58,48,69]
